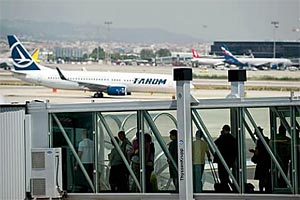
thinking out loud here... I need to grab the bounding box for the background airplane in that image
[7,35,176,98]
[221,45,293,70]
[191,49,225,68]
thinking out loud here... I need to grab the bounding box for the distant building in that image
[156,53,192,66]
[211,41,300,58]
[54,47,84,61]
[171,52,192,58]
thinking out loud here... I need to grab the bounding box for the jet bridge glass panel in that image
[51,112,95,193]
[192,106,298,194]
[48,103,300,195]
[50,110,180,193]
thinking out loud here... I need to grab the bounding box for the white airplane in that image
[0,57,12,65]
[221,45,293,69]
[191,49,225,68]
[7,35,176,98]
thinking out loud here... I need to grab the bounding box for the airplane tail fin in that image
[7,35,41,70]
[221,44,242,66]
[221,44,234,58]
[191,48,200,58]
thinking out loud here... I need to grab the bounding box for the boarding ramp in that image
[21,95,300,200]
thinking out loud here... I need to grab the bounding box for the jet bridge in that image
[10,94,296,200]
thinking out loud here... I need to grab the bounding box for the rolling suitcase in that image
[208,160,230,192]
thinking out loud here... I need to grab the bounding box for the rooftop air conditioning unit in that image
[31,148,63,198]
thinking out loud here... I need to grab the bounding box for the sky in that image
[1,0,300,41]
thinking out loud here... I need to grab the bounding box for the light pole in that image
[97,26,100,62]
[271,21,279,58]
[202,24,209,55]
[292,28,300,41]
[104,21,112,64]
[292,17,300,41]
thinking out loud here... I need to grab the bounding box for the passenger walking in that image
[272,124,291,187]
[192,129,211,193]
[249,126,271,193]
[214,124,237,192]
[75,129,94,192]
[144,133,155,192]
[168,129,178,192]
[108,137,128,192]
[118,130,132,191]
[130,132,140,192]
[118,130,132,162]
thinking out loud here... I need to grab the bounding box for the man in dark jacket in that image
[214,124,237,192]
[273,124,291,187]
[168,129,178,192]
[249,126,271,192]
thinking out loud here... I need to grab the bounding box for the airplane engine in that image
[107,86,126,96]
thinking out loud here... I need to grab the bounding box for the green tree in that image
[111,52,122,60]
[47,53,55,62]
[140,49,155,60]
[155,48,171,57]
[90,47,105,61]
[82,53,89,60]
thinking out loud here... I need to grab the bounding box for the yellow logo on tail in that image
[31,48,41,63]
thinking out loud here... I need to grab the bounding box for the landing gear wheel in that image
[93,92,104,98]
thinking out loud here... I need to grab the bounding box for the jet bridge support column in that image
[228,69,247,192]
[227,69,247,98]
[173,68,193,200]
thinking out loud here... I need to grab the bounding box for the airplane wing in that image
[79,82,108,92]
[213,61,226,66]
[56,67,110,92]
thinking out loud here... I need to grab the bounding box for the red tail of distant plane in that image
[192,49,200,58]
